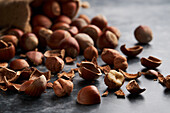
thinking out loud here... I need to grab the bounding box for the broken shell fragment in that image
[120,44,143,57]
[65,57,76,64]
[44,49,65,59]
[164,75,170,89]
[47,82,53,88]
[114,89,125,98]
[0,62,8,68]
[4,76,21,91]
[140,56,162,69]
[99,65,111,75]
[126,80,146,94]
[102,90,109,97]
[58,70,75,80]
[142,70,158,78]
[157,72,165,84]
[119,69,141,80]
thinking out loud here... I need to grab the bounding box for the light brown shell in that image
[44,49,65,59]
[141,56,162,68]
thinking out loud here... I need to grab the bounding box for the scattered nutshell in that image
[83,46,98,61]
[71,18,88,30]
[99,65,111,75]
[78,14,90,24]
[103,26,121,39]
[53,78,73,97]
[157,72,165,84]
[77,85,101,105]
[119,69,141,80]
[114,55,128,71]
[0,35,18,47]
[120,44,143,57]
[54,15,71,24]
[142,70,158,78]
[10,59,29,71]
[164,75,170,89]
[65,57,76,64]
[114,89,125,98]
[44,49,65,59]
[102,90,109,97]
[126,80,146,94]
[0,62,8,68]
[0,84,7,91]
[78,61,102,81]
[58,70,75,80]
[45,56,64,73]
[140,56,162,68]
[104,70,125,89]
[47,82,53,88]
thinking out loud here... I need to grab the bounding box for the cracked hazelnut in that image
[91,15,108,30]
[140,56,162,68]
[114,55,128,71]
[103,26,121,39]
[83,46,98,61]
[0,35,18,47]
[10,59,29,71]
[44,49,65,59]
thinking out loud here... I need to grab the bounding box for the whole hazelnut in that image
[134,25,153,44]
[51,22,70,31]
[10,59,29,70]
[20,33,39,51]
[97,31,118,50]
[67,26,79,36]
[43,0,61,19]
[101,48,120,65]
[91,15,108,30]
[114,55,128,71]
[54,15,71,24]
[103,26,121,39]
[74,33,94,51]
[32,15,52,29]
[84,46,98,61]
[0,35,18,47]
[71,18,88,30]
[80,25,102,43]
[45,56,64,73]
[78,14,90,24]
[7,28,24,40]
[77,85,101,105]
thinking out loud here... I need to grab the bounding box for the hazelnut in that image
[54,15,71,24]
[67,26,79,36]
[114,55,128,71]
[20,33,38,51]
[10,59,29,71]
[97,31,118,50]
[101,48,120,65]
[74,33,94,51]
[58,37,80,58]
[51,22,70,31]
[0,35,18,47]
[104,70,125,89]
[71,18,88,30]
[78,14,90,24]
[103,26,121,39]
[77,85,101,105]
[134,25,153,44]
[80,25,102,43]
[43,0,61,19]
[83,46,98,61]
[45,56,64,73]
[32,15,52,29]
[7,28,24,40]
[164,75,170,89]
[91,15,108,30]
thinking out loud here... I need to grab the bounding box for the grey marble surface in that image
[1,0,170,113]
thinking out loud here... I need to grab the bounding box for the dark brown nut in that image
[164,75,170,89]
[103,26,121,39]
[104,70,125,89]
[26,51,44,66]
[54,15,71,24]
[51,22,70,31]
[0,35,18,47]
[47,30,71,49]
[43,0,61,19]
[45,56,64,73]
[67,26,79,36]
[126,80,146,94]
[119,69,141,80]
[44,49,65,59]
[134,25,153,44]
[80,25,102,43]
[114,55,128,71]
[71,18,88,30]
[53,78,73,97]
[20,33,39,51]
[32,15,52,29]
[7,28,24,40]
[91,15,108,30]
[77,85,101,105]
[10,59,29,71]
[0,62,8,68]
[97,31,118,50]
[78,14,90,24]
[142,70,158,78]
[120,44,143,57]
[83,46,98,61]
[78,61,102,81]
[58,37,80,58]
[74,33,94,51]
[0,40,15,61]
[101,48,120,65]
[140,56,162,69]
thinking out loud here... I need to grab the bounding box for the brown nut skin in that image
[114,55,128,71]
[71,18,88,31]
[58,37,80,58]
[53,78,73,97]
[47,30,71,49]
[140,56,162,69]
[74,33,94,52]
[84,46,98,61]
[45,56,64,73]
[91,15,108,30]
[51,22,70,31]
[32,15,52,29]
[20,33,39,51]
[0,41,15,62]
[7,28,24,40]
[43,0,61,19]
[10,59,29,71]
[54,15,71,24]
[78,14,90,24]
[0,35,18,47]
[97,31,118,50]
[80,25,102,43]
[67,26,79,36]
[103,26,121,40]
[101,48,120,65]
[77,85,101,105]
[134,25,153,44]
[165,75,170,89]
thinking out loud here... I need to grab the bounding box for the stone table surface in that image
[1,0,170,113]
